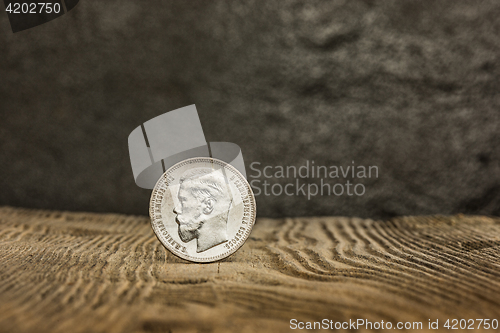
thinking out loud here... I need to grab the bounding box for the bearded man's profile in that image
[173,167,233,253]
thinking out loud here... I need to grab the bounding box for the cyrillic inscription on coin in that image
[149,157,256,263]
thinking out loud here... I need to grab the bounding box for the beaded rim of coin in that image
[149,157,256,263]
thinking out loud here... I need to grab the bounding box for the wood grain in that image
[0,207,499,332]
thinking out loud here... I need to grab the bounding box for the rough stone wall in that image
[0,0,499,218]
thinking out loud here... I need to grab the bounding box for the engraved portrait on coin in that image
[175,167,233,253]
[149,158,256,263]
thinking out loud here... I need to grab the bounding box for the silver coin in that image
[149,157,256,263]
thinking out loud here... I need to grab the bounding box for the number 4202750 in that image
[5,3,62,14]
[444,319,499,330]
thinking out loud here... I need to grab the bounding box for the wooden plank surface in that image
[0,207,499,332]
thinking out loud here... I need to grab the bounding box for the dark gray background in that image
[1,0,499,218]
